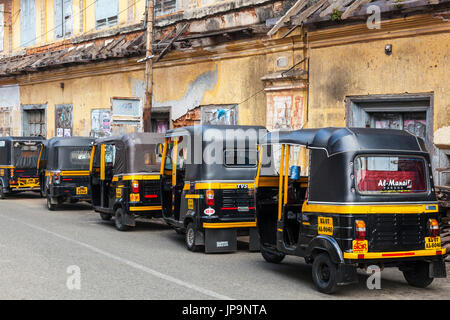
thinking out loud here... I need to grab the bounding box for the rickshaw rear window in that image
[13,143,40,168]
[224,149,258,167]
[58,147,91,170]
[355,156,427,194]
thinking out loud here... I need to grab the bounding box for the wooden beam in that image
[341,0,372,19]
[155,23,189,63]
[267,0,309,36]
[320,0,353,17]
[291,0,329,25]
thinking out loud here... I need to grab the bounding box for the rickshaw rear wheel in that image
[185,222,202,252]
[115,207,130,231]
[402,262,434,288]
[260,244,285,264]
[312,253,338,294]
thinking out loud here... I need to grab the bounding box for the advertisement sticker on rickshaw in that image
[188,199,194,210]
[116,187,123,198]
[204,207,215,216]
[425,237,441,250]
[318,217,333,235]
[352,240,368,253]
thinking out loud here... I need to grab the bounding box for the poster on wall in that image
[55,104,73,137]
[91,109,111,137]
[269,95,292,130]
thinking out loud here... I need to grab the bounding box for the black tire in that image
[0,182,6,200]
[47,194,57,211]
[185,222,202,252]
[403,262,434,288]
[260,244,285,263]
[312,253,338,294]
[99,212,112,221]
[114,207,130,231]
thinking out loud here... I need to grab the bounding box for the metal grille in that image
[367,214,426,252]
[221,189,254,208]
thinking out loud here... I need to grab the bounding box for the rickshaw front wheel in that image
[0,182,6,199]
[115,207,131,231]
[46,195,57,211]
[260,245,285,264]
[185,222,202,252]
[402,261,434,288]
[312,253,338,294]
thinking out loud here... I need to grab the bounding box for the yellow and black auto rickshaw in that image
[0,136,45,198]
[38,137,95,210]
[160,125,269,253]
[255,127,447,293]
[90,133,165,231]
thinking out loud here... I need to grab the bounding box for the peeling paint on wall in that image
[152,66,219,121]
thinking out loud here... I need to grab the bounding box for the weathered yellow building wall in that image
[10,0,146,52]
[307,15,450,131]
[14,35,303,137]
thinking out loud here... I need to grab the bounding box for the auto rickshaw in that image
[38,137,95,210]
[0,136,45,198]
[255,127,447,293]
[90,133,165,231]
[160,125,269,253]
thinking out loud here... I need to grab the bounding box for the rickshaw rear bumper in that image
[203,223,260,253]
[50,185,91,200]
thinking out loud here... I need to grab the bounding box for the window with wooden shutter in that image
[55,0,73,39]
[20,0,37,47]
[155,0,177,16]
[0,4,4,52]
[95,0,119,29]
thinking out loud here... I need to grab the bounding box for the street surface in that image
[0,192,449,300]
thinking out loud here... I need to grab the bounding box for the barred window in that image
[155,0,177,16]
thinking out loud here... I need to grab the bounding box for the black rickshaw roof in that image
[47,136,95,148]
[94,132,164,146]
[263,127,426,156]
[0,136,45,142]
[165,125,267,139]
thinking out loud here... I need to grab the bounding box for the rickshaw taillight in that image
[54,173,61,184]
[10,169,14,177]
[206,190,215,207]
[355,220,366,240]
[429,219,439,237]
[132,181,139,194]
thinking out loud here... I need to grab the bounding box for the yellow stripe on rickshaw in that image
[302,202,439,214]
[344,248,446,260]
[61,171,90,176]
[203,221,257,229]
[129,206,162,212]
[195,183,255,190]
[185,194,201,199]
[118,175,161,181]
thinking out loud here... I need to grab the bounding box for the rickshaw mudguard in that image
[306,235,358,285]
[306,235,344,264]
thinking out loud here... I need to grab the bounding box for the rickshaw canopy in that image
[94,133,165,174]
[165,125,268,181]
[46,137,95,170]
[0,136,45,168]
[263,127,427,156]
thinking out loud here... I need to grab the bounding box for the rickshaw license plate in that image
[425,237,441,250]
[318,217,333,235]
[76,187,88,195]
[352,240,368,253]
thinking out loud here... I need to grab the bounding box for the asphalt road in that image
[0,192,449,300]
